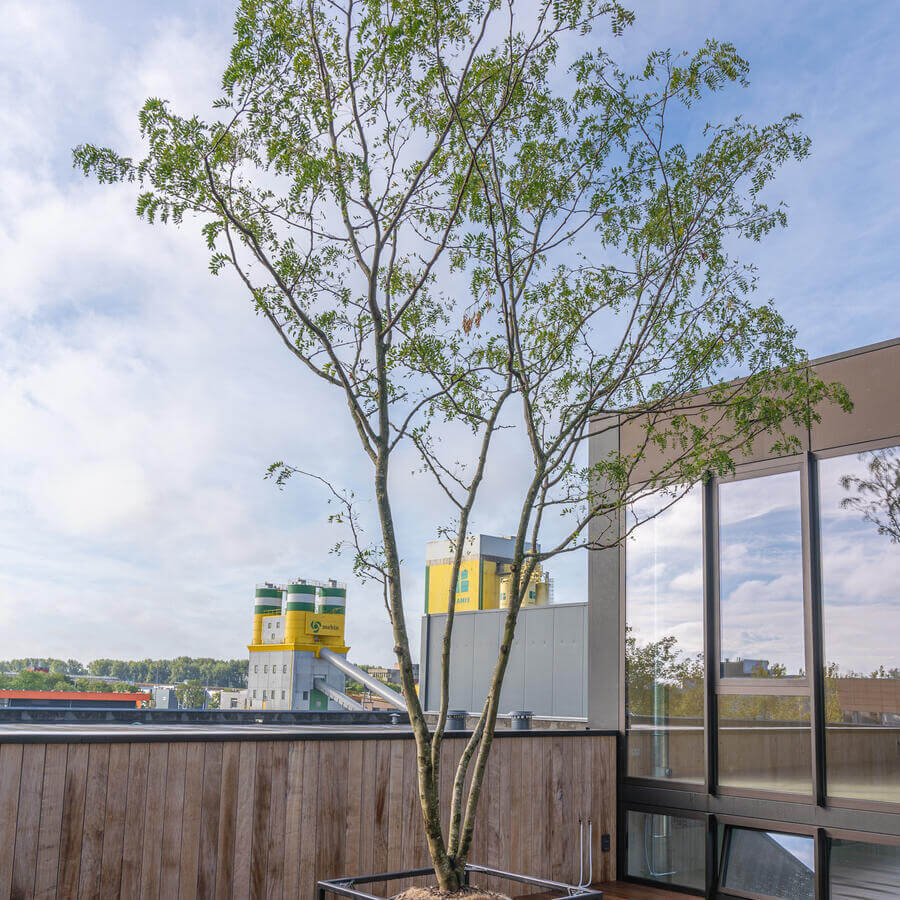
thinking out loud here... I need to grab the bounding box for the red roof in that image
[0,690,148,707]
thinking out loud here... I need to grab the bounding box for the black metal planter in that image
[318,864,603,900]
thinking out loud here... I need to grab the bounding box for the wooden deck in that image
[594,882,694,899]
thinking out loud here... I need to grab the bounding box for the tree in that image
[175,680,208,709]
[840,447,900,543]
[75,0,849,888]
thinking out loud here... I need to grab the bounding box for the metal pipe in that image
[318,647,406,711]
[313,678,366,711]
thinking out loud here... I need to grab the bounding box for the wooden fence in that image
[0,731,616,899]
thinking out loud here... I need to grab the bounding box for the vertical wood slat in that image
[0,733,617,900]
[57,742,89,898]
[0,744,24,899]
[298,741,320,900]
[178,741,205,900]
[198,742,224,899]
[265,739,288,899]
[283,739,305,900]
[120,743,150,898]
[78,742,110,900]
[231,741,257,899]
[344,739,364,877]
[139,741,169,898]
[32,743,66,900]
[358,740,376,878]
[371,740,390,897]
[11,743,45,900]
[99,744,130,900]
[386,740,405,884]
[160,741,188,900]
[215,740,241,900]
[250,741,272,900]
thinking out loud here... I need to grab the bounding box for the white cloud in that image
[0,0,898,671]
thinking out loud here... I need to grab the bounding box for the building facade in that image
[424,533,551,615]
[588,338,900,895]
[246,580,349,711]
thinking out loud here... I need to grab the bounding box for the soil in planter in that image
[392,887,510,900]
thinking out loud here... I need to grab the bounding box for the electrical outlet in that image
[601,834,611,852]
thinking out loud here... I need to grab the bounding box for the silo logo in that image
[306,615,341,635]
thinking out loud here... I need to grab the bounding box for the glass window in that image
[719,471,806,678]
[721,827,814,899]
[820,448,900,804]
[625,810,705,889]
[625,487,705,783]
[718,695,811,794]
[829,839,900,899]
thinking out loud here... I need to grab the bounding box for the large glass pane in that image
[829,839,900,899]
[625,810,705,889]
[719,471,806,678]
[820,448,900,804]
[721,827,814,900]
[718,695,812,794]
[625,487,704,783]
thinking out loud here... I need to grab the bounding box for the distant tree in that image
[175,681,208,709]
[841,447,900,543]
[9,670,73,691]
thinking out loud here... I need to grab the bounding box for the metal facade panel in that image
[551,604,586,717]
[810,341,900,451]
[472,614,501,708]
[420,604,589,717]
[523,606,555,715]
[448,612,476,710]
[498,611,527,714]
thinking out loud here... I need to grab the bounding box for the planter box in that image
[318,863,603,900]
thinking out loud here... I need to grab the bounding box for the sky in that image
[1,0,899,667]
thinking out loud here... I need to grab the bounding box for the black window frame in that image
[618,435,900,898]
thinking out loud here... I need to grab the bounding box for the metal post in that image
[702,475,719,796]
[805,452,828,807]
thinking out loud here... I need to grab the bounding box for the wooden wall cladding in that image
[0,733,615,899]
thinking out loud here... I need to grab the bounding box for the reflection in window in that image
[721,827,814,900]
[830,839,900,899]
[625,487,704,783]
[820,449,900,804]
[625,810,705,889]
[719,471,806,678]
[718,695,811,794]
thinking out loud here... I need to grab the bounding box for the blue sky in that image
[1,1,898,666]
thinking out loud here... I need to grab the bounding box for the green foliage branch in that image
[74,0,850,887]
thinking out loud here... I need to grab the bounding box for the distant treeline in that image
[0,670,139,693]
[0,657,248,688]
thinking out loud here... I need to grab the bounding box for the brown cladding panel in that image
[810,342,900,451]
[0,733,615,900]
